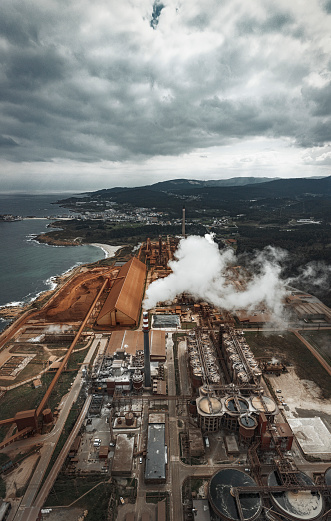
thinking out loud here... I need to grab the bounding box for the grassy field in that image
[45,474,116,521]
[244,331,331,399]
[0,343,88,387]
[0,347,88,442]
[299,330,331,367]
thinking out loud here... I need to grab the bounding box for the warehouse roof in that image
[107,330,166,361]
[97,257,146,325]
[145,424,166,482]
[112,434,134,475]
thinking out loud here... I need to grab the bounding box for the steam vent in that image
[208,468,262,521]
[268,471,324,520]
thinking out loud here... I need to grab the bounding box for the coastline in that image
[0,242,123,324]
[90,243,123,258]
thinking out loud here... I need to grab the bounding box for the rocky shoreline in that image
[35,233,80,246]
[0,241,123,322]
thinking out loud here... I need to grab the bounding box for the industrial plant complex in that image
[0,225,331,521]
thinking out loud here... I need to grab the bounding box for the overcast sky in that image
[1,0,331,192]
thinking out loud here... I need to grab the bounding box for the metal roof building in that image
[97,257,146,327]
[112,434,135,476]
[145,424,166,484]
[107,330,166,361]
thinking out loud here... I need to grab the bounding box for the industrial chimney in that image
[182,206,186,236]
[142,312,151,388]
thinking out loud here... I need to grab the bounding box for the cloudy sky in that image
[1,0,331,192]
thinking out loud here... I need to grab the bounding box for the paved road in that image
[34,394,92,509]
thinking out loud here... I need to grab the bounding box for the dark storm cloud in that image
[0,0,330,170]
[0,135,18,147]
[321,0,331,13]
[237,10,295,36]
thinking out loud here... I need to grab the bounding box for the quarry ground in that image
[268,368,331,430]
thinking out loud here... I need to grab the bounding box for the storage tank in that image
[125,412,134,426]
[198,396,222,415]
[251,395,276,414]
[268,471,324,520]
[238,414,257,440]
[42,408,53,424]
[225,397,249,414]
[208,468,262,521]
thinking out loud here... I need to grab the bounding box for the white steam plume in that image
[144,235,289,324]
[46,324,70,333]
[28,334,45,343]
[290,261,331,289]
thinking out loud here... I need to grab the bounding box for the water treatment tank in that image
[225,396,249,414]
[268,471,324,520]
[251,395,276,414]
[199,396,222,415]
[208,468,262,521]
[238,414,257,439]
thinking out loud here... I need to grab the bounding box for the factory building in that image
[112,434,135,476]
[219,327,262,386]
[145,415,167,484]
[196,388,277,435]
[96,257,146,327]
[91,329,166,395]
[258,413,293,451]
[188,427,205,457]
[286,292,331,323]
[235,310,272,327]
[107,330,166,362]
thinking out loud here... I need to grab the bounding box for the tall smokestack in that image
[142,312,151,387]
[182,206,185,236]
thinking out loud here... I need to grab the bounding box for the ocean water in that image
[0,194,105,331]
[0,193,76,218]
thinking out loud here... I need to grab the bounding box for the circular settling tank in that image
[226,397,249,414]
[208,468,262,521]
[251,395,276,414]
[199,396,222,415]
[268,471,324,520]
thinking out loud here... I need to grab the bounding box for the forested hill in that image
[90,175,330,199]
[57,176,331,219]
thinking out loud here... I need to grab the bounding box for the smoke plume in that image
[290,261,331,289]
[144,235,289,324]
[46,324,70,333]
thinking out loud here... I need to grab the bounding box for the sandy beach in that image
[90,243,123,258]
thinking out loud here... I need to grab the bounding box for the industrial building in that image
[1,233,331,521]
[97,257,146,327]
[91,329,166,395]
[112,434,135,476]
[286,293,331,323]
[145,414,167,484]
[107,330,166,362]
